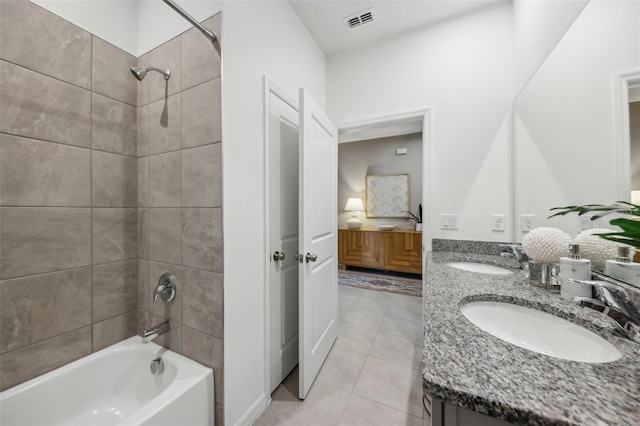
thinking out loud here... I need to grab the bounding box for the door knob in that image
[273,251,285,261]
[305,253,317,263]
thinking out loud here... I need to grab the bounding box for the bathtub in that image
[0,336,214,426]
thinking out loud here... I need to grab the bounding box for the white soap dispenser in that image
[559,243,592,300]
[604,246,640,287]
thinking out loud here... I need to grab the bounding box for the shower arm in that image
[162,0,217,44]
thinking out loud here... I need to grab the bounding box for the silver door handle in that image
[305,253,317,263]
[273,251,285,261]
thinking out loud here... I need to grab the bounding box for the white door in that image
[269,91,300,393]
[298,89,339,399]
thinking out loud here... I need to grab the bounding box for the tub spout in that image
[142,321,170,344]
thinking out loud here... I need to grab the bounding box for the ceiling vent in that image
[344,8,377,31]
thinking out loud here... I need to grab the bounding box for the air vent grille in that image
[344,8,377,31]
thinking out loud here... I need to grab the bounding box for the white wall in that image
[33,0,139,54]
[328,3,514,243]
[33,0,222,56]
[221,1,326,424]
[514,0,640,240]
[137,0,222,55]
[513,0,589,93]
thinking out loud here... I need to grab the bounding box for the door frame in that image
[263,76,300,406]
[615,71,640,200]
[262,100,433,402]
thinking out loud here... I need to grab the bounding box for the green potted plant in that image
[549,201,640,249]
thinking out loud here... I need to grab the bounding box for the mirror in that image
[365,174,410,218]
[513,1,640,243]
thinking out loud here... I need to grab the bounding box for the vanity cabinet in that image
[338,229,422,274]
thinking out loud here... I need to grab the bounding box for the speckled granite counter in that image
[422,251,640,426]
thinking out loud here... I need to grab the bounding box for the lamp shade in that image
[344,198,365,212]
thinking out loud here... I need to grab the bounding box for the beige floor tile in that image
[316,346,367,391]
[369,332,423,370]
[338,393,423,426]
[379,314,423,345]
[353,357,424,418]
[255,380,351,426]
[335,322,378,355]
[341,306,385,330]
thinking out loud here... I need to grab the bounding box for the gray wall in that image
[338,133,422,230]
[0,4,223,421]
[136,14,224,422]
[631,102,640,190]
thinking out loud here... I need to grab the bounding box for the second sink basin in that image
[460,301,622,363]
[448,262,513,275]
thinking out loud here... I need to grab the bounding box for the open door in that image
[298,88,338,399]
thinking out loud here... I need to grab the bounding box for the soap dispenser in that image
[559,243,592,300]
[604,246,640,287]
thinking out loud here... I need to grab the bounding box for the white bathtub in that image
[0,336,214,426]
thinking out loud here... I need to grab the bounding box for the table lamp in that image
[345,198,365,229]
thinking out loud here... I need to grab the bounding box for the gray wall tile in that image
[149,208,182,265]
[149,262,182,322]
[0,60,91,148]
[149,152,182,207]
[182,78,221,149]
[93,260,137,322]
[182,325,223,404]
[92,37,137,106]
[1,134,91,206]
[182,208,222,272]
[0,326,92,391]
[138,208,150,259]
[0,0,92,89]
[181,14,221,90]
[92,94,136,156]
[92,151,137,207]
[93,311,137,351]
[148,94,181,155]
[182,267,223,338]
[145,36,182,104]
[93,208,137,264]
[0,268,92,353]
[137,105,149,157]
[1,207,91,279]
[182,144,221,207]
[138,157,149,207]
[138,260,149,311]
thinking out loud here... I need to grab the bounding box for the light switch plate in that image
[441,214,458,230]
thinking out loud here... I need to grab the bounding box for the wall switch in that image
[581,215,592,230]
[441,214,458,230]
[395,148,407,155]
[492,214,506,232]
[521,214,535,232]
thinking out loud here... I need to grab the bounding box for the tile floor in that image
[254,284,429,426]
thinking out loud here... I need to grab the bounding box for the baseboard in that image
[232,393,267,426]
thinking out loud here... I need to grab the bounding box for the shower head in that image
[130,66,171,81]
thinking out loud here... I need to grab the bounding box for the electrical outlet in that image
[521,214,535,232]
[441,214,458,230]
[492,214,506,231]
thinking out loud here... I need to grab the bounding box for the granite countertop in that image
[422,251,640,426]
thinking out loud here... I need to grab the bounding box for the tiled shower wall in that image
[136,15,224,422]
[0,1,224,419]
[0,0,138,390]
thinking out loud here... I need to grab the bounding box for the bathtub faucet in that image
[142,321,170,344]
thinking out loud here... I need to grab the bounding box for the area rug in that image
[338,270,422,297]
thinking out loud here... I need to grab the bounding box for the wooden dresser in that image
[338,228,422,274]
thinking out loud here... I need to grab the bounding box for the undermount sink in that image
[460,301,623,363]
[448,262,513,275]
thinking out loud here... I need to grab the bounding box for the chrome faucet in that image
[142,321,171,344]
[499,243,529,269]
[570,278,640,344]
[154,272,177,304]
